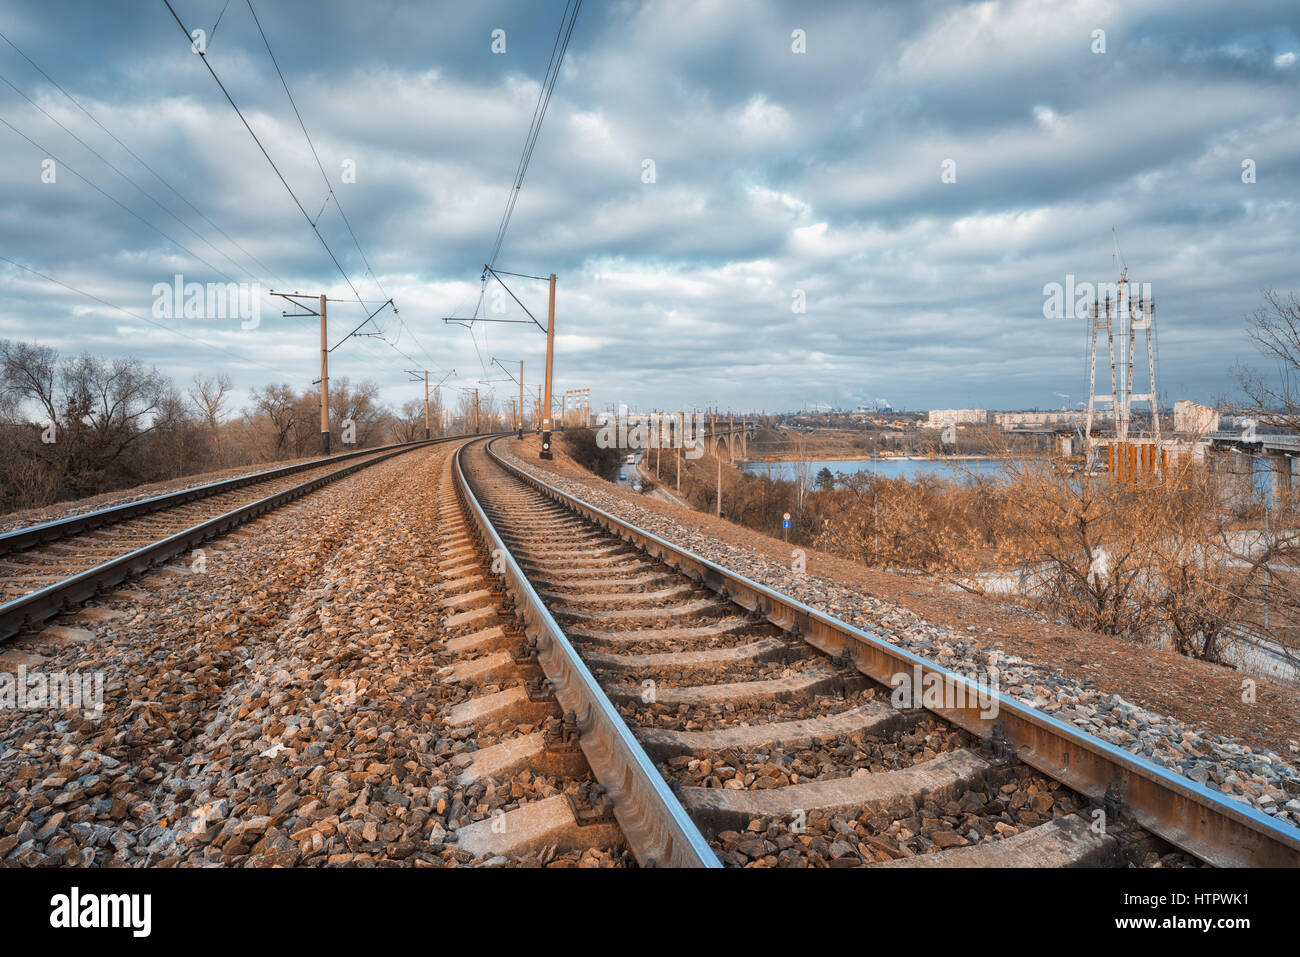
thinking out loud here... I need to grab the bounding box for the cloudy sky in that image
[0,0,1297,416]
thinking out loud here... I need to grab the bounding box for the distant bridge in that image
[1205,432,1297,506]
[700,414,757,461]
[1206,431,1300,454]
[596,412,757,461]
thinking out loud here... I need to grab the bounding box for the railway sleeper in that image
[683,749,990,836]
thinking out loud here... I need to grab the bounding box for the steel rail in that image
[484,439,1300,868]
[453,439,720,868]
[0,438,449,557]
[0,438,459,642]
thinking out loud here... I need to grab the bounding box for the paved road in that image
[629,455,692,507]
[611,451,692,507]
[615,452,639,490]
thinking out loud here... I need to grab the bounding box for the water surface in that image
[742,457,1007,483]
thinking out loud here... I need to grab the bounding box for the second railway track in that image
[0,439,449,642]
[454,436,1300,868]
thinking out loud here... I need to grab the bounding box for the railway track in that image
[3,433,1295,868]
[423,439,631,866]
[0,439,449,642]
[0,436,633,868]
[452,436,1300,868]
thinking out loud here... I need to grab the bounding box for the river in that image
[742,457,1008,483]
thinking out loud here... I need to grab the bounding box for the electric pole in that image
[442,265,557,459]
[541,272,556,458]
[271,291,331,455]
[272,291,397,456]
[407,369,430,439]
[408,370,455,439]
[677,411,683,495]
[319,295,329,453]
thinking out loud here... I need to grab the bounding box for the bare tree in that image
[250,383,300,453]
[430,388,444,436]
[71,354,169,471]
[392,398,425,443]
[1238,288,1300,432]
[189,373,233,432]
[0,340,447,512]
[328,377,385,448]
[0,342,170,501]
[0,340,59,415]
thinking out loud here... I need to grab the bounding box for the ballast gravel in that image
[0,445,627,867]
[498,445,1300,829]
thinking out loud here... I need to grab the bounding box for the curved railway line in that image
[2,433,1297,868]
[450,436,1300,868]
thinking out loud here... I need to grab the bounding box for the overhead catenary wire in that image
[0,255,294,376]
[0,66,260,283]
[243,2,382,301]
[446,1,580,389]
[485,0,582,269]
[0,27,284,287]
[0,111,257,292]
[0,18,420,401]
[242,0,446,373]
[6,4,456,398]
[161,0,380,336]
[163,0,441,391]
[209,0,233,41]
[0,65,303,333]
[0,114,316,355]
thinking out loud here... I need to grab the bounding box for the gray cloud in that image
[0,0,1297,416]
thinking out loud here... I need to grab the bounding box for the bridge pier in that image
[1212,449,1255,514]
[1269,453,1293,509]
[699,415,754,463]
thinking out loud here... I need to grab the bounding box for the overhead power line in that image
[0,27,283,286]
[0,29,313,338]
[0,255,292,375]
[243,1,384,300]
[486,0,582,268]
[0,67,265,289]
[0,111,252,289]
[241,0,444,374]
[161,0,382,331]
[448,0,580,387]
